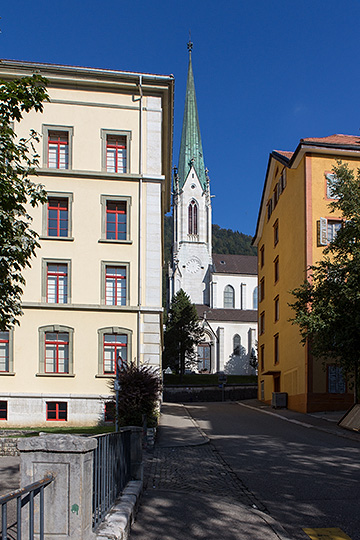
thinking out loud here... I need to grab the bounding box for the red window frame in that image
[106,201,127,240]
[45,332,69,373]
[48,131,69,169]
[0,401,7,420]
[106,135,127,173]
[105,266,126,305]
[103,334,127,374]
[46,263,68,303]
[0,332,9,372]
[47,198,69,237]
[46,402,67,421]
[188,200,198,235]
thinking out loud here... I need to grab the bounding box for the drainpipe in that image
[137,75,143,368]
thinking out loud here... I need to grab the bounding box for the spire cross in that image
[187,32,193,53]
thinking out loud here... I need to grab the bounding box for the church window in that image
[233,334,241,355]
[253,287,258,309]
[188,200,198,235]
[224,285,235,308]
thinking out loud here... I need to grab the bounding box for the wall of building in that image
[211,273,257,310]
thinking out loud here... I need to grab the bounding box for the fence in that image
[0,475,54,540]
[92,430,131,530]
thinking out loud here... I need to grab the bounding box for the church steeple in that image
[178,41,207,190]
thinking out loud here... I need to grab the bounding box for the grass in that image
[164,374,258,386]
[2,425,115,436]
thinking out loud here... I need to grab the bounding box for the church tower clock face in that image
[186,258,201,274]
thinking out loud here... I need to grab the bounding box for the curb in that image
[250,508,295,540]
[96,480,143,540]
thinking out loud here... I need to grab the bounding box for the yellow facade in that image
[0,60,173,426]
[253,136,360,412]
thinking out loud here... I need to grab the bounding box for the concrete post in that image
[125,427,143,481]
[18,434,97,540]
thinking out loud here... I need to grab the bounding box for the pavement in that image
[130,402,296,540]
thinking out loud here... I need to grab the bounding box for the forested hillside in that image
[163,215,256,265]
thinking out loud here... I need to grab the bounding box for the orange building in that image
[253,134,359,413]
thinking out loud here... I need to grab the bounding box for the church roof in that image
[177,43,207,190]
[195,305,258,323]
[212,254,257,275]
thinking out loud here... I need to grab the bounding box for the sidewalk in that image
[130,403,294,540]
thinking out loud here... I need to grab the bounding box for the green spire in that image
[178,41,207,190]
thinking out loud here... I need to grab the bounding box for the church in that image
[168,43,258,375]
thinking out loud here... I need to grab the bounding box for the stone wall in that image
[0,436,20,456]
[163,384,257,403]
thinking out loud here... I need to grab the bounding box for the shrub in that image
[111,362,162,427]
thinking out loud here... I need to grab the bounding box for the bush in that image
[111,362,162,427]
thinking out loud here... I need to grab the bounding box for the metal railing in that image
[92,430,131,530]
[0,475,54,540]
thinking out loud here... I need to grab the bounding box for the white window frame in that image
[101,129,131,174]
[41,259,71,304]
[42,125,74,170]
[101,261,130,306]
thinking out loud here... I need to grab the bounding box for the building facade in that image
[168,44,257,375]
[0,59,173,426]
[253,134,358,413]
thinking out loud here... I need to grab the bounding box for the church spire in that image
[178,41,207,190]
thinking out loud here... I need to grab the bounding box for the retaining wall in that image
[163,384,258,403]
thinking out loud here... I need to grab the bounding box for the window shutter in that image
[319,217,328,245]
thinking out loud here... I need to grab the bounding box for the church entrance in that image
[197,343,211,372]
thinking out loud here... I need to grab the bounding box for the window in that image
[328,365,346,394]
[259,278,265,302]
[253,287,258,310]
[240,283,246,310]
[38,325,74,376]
[100,196,131,243]
[273,220,279,246]
[97,327,132,376]
[0,401,7,420]
[326,173,339,199]
[260,312,265,335]
[101,130,131,174]
[44,261,69,303]
[0,332,9,372]
[274,296,279,322]
[280,170,287,192]
[233,334,241,356]
[274,256,279,283]
[260,345,265,372]
[104,264,127,306]
[274,334,279,365]
[42,125,73,170]
[42,192,73,240]
[273,183,279,207]
[319,218,342,245]
[188,200,198,235]
[260,246,264,268]
[198,343,211,371]
[46,402,67,421]
[224,285,235,308]
[267,198,273,221]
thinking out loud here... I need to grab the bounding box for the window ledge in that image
[95,374,115,378]
[98,239,132,245]
[0,372,15,376]
[40,236,74,242]
[36,373,75,377]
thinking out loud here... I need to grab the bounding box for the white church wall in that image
[209,321,257,375]
[211,273,258,310]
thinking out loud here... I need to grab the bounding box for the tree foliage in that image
[163,289,204,376]
[212,224,257,256]
[290,161,360,402]
[0,74,48,330]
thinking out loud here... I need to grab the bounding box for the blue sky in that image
[2,0,360,236]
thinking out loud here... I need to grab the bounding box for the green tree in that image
[163,289,204,377]
[290,161,360,403]
[0,74,48,330]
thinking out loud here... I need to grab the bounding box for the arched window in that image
[188,200,198,235]
[224,285,235,308]
[233,334,241,355]
[253,286,258,310]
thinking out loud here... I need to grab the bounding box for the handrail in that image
[0,475,55,506]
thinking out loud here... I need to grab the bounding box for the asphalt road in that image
[186,402,360,540]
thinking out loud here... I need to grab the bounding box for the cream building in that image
[0,59,174,426]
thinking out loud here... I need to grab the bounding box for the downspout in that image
[137,75,143,368]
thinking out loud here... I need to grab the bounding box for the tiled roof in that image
[273,150,294,159]
[195,305,258,323]
[212,253,257,275]
[301,134,360,146]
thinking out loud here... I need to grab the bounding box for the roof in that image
[273,150,294,160]
[195,305,258,323]
[177,46,207,190]
[301,134,360,146]
[212,254,257,275]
